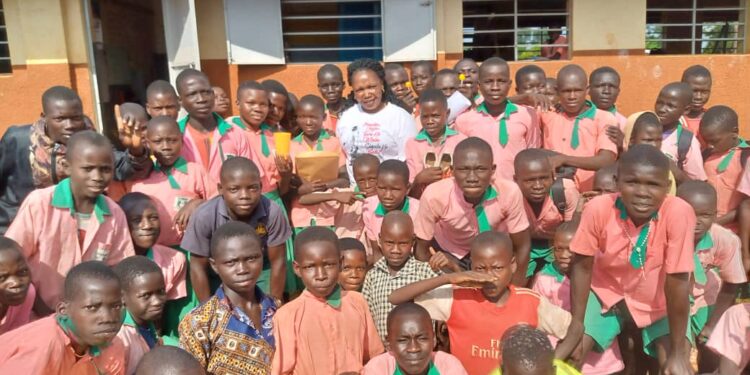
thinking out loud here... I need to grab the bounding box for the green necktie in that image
[615,197,654,269]
[498,100,518,147]
[153,162,181,190]
[259,124,272,157]
[474,187,498,233]
[717,138,749,173]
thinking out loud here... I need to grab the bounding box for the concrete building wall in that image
[0,0,94,133]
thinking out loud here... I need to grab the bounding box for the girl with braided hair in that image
[336,58,417,185]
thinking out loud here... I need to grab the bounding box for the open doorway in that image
[87,0,169,142]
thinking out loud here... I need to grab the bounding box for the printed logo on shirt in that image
[93,246,110,262]
[255,223,268,237]
[471,338,502,360]
[174,196,191,211]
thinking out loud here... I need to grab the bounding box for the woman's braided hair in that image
[344,58,410,112]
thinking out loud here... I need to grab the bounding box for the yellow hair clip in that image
[405,81,413,88]
[458,73,466,82]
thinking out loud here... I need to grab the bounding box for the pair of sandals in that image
[425,152,453,178]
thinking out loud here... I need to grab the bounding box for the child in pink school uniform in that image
[113,256,168,374]
[454,58,541,181]
[335,154,380,262]
[362,160,420,261]
[405,89,467,199]
[541,65,618,192]
[676,181,747,372]
[532,223,625,375]
[654,82,707,181]
[5,131,134,314]
[289,94,351,233]
[0,236,36,334]
[129,116,217,247]
[174,70,254,182]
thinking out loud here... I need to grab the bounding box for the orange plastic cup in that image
[274,132,292,156]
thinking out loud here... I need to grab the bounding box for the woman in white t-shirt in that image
[336,58,417,183]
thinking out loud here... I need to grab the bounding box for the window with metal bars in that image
[646,0,746,55]
[281,0,383,63]
[0,3,10,73]
[462,0,569,62]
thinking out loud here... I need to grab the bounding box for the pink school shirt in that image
[271,289,384,375]
[129,159,218,247]
[363,351,468,375]
[540,107,619,191]
[661,126,707,181]
[569,194,695,327]
[612,109,627,131]
[414,178,529,259]
[289,131,345,227]
[0,283,35,334]
[5,179,135,308]
[362,196,421,242]
[115,324,150,375]
[706,303,750,370]
[682,112,704,135]
[0,315,126,375]
[692,224,747,314]
[522,178,580,239]
[455,103,541,181]
[150,244,188,300]
[178,112,254,182]
[533,273,624,375]
[404,128,467,183]
[704,144,750,232]
[230,117,281,193]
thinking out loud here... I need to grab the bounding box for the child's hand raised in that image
[274,155,293,176]
[115,104,144,155]
[428,247,462,273]
[446,271,498,288]
[414,167,443,186]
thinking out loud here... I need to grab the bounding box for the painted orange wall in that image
[203,53,750,137]
[0,63,94,135]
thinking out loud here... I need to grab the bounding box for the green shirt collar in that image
[394,361,440,375]
[414,126,458,146]
[326,285,342,308]
[608,105,618,114]
[540,262,566,283]
[476,99,518,116]
[154,156,188,174]
[178,112,233,136]
[482,185,499,202]
[375,198,410,217]
[576,100,598,120]
[51,178,111,224]
[292,129,331,143]
[231,117,272,132]
[696,231,714,252]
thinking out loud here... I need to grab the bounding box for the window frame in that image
[0,4,11,74]
[645,0,746,55]
[462,0,570,62]
[280,0,384,64]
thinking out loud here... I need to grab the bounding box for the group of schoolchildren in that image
[0,55,748,375]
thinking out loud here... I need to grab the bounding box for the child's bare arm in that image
[715,209,738,226]
[550,150,617,172]
[32,292,54,317]
[368,239,382,265]
[700,282,741,342]
[415,238,433,262]
[267,244,287,301]
[663,272,693,374]
[510,229,532,286]
[298,191,362,206]
[389,271,497,305]
[568,254,594,346]
[190,255,212,303]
